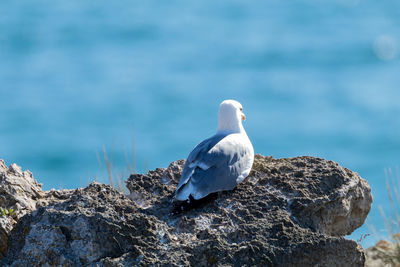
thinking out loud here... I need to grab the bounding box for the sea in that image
[1,0,400,248]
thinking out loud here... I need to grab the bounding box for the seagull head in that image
[217,99,246,133]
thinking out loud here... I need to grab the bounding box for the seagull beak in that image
[241,113,246,121]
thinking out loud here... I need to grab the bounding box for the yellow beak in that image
[241,113,246,121]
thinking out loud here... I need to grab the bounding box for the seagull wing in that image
[175,133,252,200]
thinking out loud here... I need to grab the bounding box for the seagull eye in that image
[240,107,243,111]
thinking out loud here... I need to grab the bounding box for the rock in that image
[0,160,43,215]
[0,159,43,258]
[1,155,372,266]
[2,183,151,266]
[125,154,371,266]
[0,159,75,260]
[0,216,13,259]
[252,156,372,236]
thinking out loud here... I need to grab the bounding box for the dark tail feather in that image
[172,193,218,215]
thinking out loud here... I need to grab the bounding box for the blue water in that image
[1,0,400,248]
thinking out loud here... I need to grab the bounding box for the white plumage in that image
[175,99,254,201]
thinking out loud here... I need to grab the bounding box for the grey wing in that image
[176,133,251,200]
[176,133,227,191]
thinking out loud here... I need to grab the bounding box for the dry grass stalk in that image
[374,167,400,266]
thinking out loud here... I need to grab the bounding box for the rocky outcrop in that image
[124,155,372,266]
[0,155,372,266]
[250,156,371,236]
[0,159,43,258]
[3,183,146,266]
[0,159,77,259]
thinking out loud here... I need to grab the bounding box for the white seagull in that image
[175,99,254,201]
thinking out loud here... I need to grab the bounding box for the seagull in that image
[175,99,254,202]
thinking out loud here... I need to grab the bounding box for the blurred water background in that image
[1,0,399,248]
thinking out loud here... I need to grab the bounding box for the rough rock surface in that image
[0,159,43,258]
[125,155,372,266]
[1,155,372,266]
[3,183,147,266]
[251,156,372,236]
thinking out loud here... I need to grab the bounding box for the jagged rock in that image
[0,160,76,260]
[0,159,43,258]
[124,154,372,266]
[0,159,43,215]
[1,155,372,266]
[2,183,151,266]
[251,156,372,236]
[0,216,13,259]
